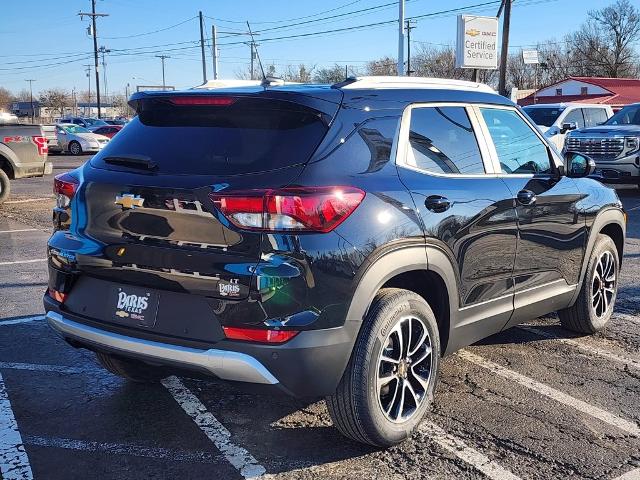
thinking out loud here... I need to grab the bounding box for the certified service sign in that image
[455,15,499,69]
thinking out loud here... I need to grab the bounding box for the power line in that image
[101,16,197,40]
[206,0,364,25]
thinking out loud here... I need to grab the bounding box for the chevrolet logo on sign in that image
[466,29,480,36]
[115,194,145,209]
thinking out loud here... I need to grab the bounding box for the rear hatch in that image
[72,89,341,305]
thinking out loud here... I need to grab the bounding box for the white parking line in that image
[23,435,223,464]
[419,421,521,480]
[0,229,40,234]
[458,351,640,437]
[161,376,266,479]
[519,326,640,371]
[0,259,47,266]
[0,371,33,480]
[613,468,640,480]
[4,198,52,205]
[0,316,45,327]
[0,362,85,374]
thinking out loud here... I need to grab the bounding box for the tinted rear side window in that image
[92,97,329,176]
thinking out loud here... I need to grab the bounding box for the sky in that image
[0,0,617,97]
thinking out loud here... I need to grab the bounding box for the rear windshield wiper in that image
[103,155,157,171]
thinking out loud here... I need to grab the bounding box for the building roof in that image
[518,76,640,108]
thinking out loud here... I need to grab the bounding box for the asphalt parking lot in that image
[1,154,640,480]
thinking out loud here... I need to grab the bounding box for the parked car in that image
[0,111,19,124]
[523,103,613,151]
[564,102,640,185]
[0,123,51,203]
[59,117,109,129]
[105,119,127,126]
[89,125,123,138]
[45,77,625,447]
[56,123,110,155]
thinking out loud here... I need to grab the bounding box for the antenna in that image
[246,21,266,82]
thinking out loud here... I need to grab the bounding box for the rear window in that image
[91,97,330,176]
[522,107,564,127]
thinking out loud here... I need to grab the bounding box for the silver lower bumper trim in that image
[46,311,279,385]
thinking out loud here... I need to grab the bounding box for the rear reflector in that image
[210,186,365,233]
[223,326,299,344]
[168,96,236,106]
[48,287,68,304]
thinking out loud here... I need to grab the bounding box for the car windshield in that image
[522,107,564,127]
[84,118,108,126]
[63,125,90,134]
[605,105,640,126]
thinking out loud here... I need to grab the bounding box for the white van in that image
[522,103,613,150]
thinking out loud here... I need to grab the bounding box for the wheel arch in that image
[345,244,459,356]
[0,145,17,179]
[570,207,626,305]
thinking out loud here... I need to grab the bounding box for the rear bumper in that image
[46,310,279,385]
[44,296,358,398]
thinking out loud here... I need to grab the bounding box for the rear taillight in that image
[32,135,48,156]
[53,173,79,208]
[210,186,365,233]
[223,326,299,344]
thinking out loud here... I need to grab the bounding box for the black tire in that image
[69,141,82,156]
[558,234,619,334]
[326,288,440,447]
[95,352,165,383]
[0,168,9,205]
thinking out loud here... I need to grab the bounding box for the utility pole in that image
[406,19,416,76]
[498,0,512,97]
[25,79,35,124]
[98,46,110,103]
[249,41,257,80]
[84,64,92,116]
[156,55,170,89]
[397,0,405,76]
[199,11,207,84]
[211,25,218,80]
[79,0,108,118]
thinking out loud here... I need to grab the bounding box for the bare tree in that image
[313,64,349,84]
[0,87,13,111]
[39,88,71,116]
[13,89,32,102]
[281,64,315,82]
[366,56,397,76]
[570,0,640,77]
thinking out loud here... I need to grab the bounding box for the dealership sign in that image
[455,15,499,69]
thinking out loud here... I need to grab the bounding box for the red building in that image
[518,77,640,110]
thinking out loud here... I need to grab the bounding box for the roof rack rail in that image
[332,76,495,93]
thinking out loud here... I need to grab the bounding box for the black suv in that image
[45,77,625,447]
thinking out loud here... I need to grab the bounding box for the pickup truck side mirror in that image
[564,151,596,178]
[561,122,578,134]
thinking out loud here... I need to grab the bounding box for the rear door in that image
[73,92,341,303]
[396,103,518,343]
[475,105,586,327]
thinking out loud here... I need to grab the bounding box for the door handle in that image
[425,195,451,213]
[516,189,536,206]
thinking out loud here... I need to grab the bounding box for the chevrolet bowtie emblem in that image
[466,29,480,36]
[115,194,145,209]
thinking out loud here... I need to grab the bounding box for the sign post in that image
[455,15,499,71]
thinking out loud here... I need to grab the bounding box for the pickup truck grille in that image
[565,137,624,159]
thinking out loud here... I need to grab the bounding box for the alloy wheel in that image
[591,250,616,318]
[376,315,433,423]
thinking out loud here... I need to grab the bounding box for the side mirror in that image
[565,151,596,178]
[545,126,560,137]
[561,122,577,134]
